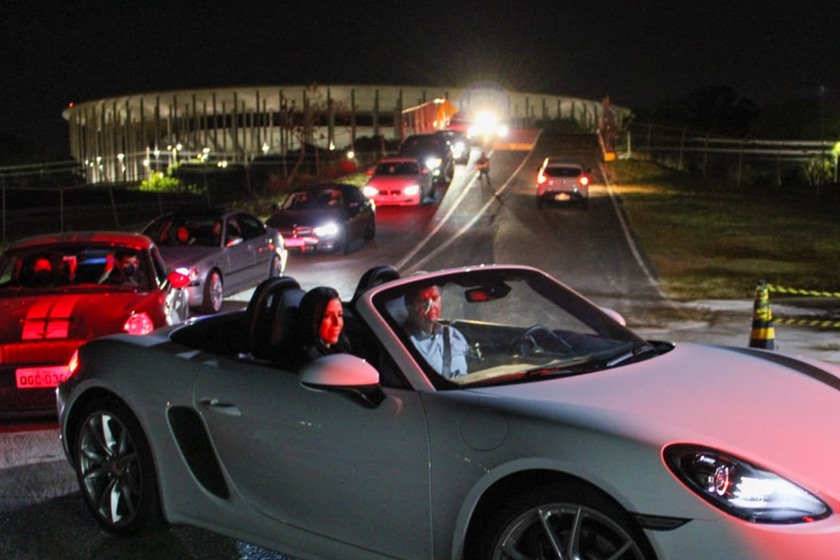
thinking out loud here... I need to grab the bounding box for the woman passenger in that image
[284,286,351,370]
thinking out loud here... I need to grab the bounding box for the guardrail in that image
[623,122,839,188]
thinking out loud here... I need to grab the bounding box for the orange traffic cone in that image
[749,280,776,350]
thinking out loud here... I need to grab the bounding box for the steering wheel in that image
[509,324,572,357]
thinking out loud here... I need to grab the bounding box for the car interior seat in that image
[247,276,304,362]
[351,264,400,307]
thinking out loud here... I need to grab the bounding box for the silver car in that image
[536,158,591,208]
[58,264,840,559]
[142,208,287,313]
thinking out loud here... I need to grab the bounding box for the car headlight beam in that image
[664,444,830,524]
[313,222,340,238]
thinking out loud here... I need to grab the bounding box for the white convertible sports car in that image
[57,264,840,559]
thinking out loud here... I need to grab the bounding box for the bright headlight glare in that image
[404,185,420,196]
[425,157,442,170]
[664,444,830,524]
[314,222,340,237]
[362,185,378,198]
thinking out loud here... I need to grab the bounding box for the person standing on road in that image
[476,151,491,185]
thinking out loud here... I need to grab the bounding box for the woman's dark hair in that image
[297,286,341,345]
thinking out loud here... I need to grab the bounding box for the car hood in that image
[474,343,840,489]
[157,246,219,268]
[0,290,161,344]
[267,209,345,229]
[367,176,420,188]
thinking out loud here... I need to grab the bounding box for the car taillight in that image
[578,175,590,186]
[537,173,547,185]
[124,312,154,335]
[67,349,80,378]
[168,270,191,289]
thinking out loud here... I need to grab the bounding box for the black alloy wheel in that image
[475,481,654,560]
[73,397,165,536]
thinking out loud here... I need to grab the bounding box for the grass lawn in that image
[606,159,840,300]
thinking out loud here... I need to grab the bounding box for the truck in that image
[400,98,459,139]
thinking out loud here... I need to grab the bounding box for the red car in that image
[0,231,189,418]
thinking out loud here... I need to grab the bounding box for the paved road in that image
[2,132,838,559]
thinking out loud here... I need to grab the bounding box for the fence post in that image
[678,128,686,170]
[109,185,119,227]
[59,188,65,233]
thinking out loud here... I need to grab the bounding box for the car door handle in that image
[198,398,242,417]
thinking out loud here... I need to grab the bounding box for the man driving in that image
[404,284,469,378]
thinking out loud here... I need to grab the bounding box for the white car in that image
[57,264,840,559]
[363,157,434,206]
[536,158,591,208]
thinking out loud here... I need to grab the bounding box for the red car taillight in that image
[124,312,154,336]
[578,175,590,186]
[537,173,547,185]
[67,349,80,378]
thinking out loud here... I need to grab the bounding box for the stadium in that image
[61,83,628,184]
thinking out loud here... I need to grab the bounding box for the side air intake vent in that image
[168,406,230,499]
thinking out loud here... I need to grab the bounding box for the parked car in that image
[398,133,455,185]
[0,231,188,418]
[266,183,376,254]
[362,157,434,206]
[142,207,287,314]
[58,264,840,559]
[434,129,471,164]
[536,158,591,208]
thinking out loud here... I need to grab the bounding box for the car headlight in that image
[424,157,442,170]
[404,185,420,196]
[664,444,830,523]
[363,185,378,198]
[313,222,340,237]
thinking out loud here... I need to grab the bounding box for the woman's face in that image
[319,298,344,346]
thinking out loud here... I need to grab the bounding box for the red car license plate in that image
[554,193,571,201]
[15,366,71,389]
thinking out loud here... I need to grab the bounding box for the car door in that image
[219,215,255,294]
[236,213,272,285]
[193,367,433,559]
[343,187,371,240]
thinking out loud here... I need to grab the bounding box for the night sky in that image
[2,0,837,157]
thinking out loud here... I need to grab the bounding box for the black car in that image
[266,183,376,254]
[398,133,455,185]
[434,130,471,164]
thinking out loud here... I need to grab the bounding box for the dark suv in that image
[398,134,455,185]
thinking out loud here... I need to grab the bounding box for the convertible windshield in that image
[0,244,153,291]
[373,268,655,388]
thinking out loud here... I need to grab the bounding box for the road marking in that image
[396,139,539,273]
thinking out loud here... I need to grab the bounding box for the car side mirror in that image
[299,354,385,408]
